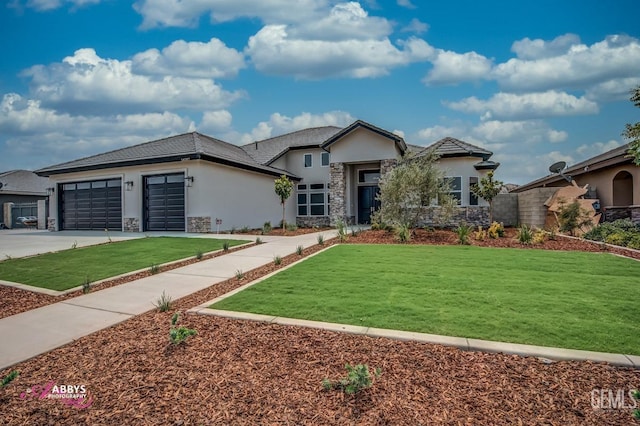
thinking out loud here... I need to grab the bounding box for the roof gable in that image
[321,120,407,153]
[422,137,493,160]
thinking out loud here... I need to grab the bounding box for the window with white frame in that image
[445,176,462,205]
[321,152,330,167]
[297,183,329,216]
[304,153,312,168]
[469,177,479,206]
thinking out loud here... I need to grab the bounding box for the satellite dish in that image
[548,160,572,183]
[548,161,566,174]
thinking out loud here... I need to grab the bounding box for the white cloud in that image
[246,25,433,79]
[397,0,416,9]
[132,38,245,79]
[392,129,405,138]
[575,140,621,158]
[133,0,327,29]
[423,50,492,85]
[0,93,195,167]
[473,120,568,144]
[446,90,599,120]
[416,125,465,142]
[585,77,640,102]
[23,48,244,115]
[401,18,428,34]
[198,110,233,133]
[493,34,640,92]
[225,111,355,144]
[8,0,100,11]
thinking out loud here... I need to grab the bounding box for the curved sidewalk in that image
[0,230,336,371]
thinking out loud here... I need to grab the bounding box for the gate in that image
[11,202,38,228]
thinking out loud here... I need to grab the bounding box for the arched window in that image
[612,171,633,206]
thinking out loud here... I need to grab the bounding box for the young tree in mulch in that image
[557,200,593,236]
[373,150,456,237]
[624,85,640,165]
[274,175,293,230]
[470,170,504,224]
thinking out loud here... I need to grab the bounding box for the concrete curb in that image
[0,240,254,296]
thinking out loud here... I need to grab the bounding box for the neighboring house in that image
[511,143,639,223]
[0,170,51,229]
[35,120,499,232]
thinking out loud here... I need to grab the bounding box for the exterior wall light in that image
[185,176,194,187]
[125,181,134,191]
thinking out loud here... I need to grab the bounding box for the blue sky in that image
[1,0,638,184]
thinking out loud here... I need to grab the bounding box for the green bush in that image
[627,235,640,250]
[605,232,629,247]
[286,223,298,232]
[455,223,471,245]
[154,291,173,312]
[169,312,196,345]
[584,219,639,244]
[516,225,533,245]
[262,221,272,234]
[296,245,304,255]
[395,223,411,243]
[322,364,381,395]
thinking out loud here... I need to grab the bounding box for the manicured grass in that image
[212,244,640,355]
[0,237,248,291]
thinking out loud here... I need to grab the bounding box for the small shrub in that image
[235,269,244,280]
[547,226,558,241]
[169,312,196,345]
[487,221,504,239]
[455,223,471,245]
[627,235,640,250]
[195,251,203,260]
[1,370,19,388]
[516,224,533,245]
[262,221,272,235]
[395,224,411,243]
[154,291,173,312]
[532,229,547,245]
[150,264,161,275]
[82,276,92,294]
[222,242,230,252]
[71,240,78,249]
[605,232,629,247]
[286,223,298,232]
[474,226,487,241]
[255,237,263,245]
[322,364,381,395]
[104,228,112,243]
[273,255,282,265]
[557,200,593,236]
[230,226,236,234]
[336,220,348,242]
[296,245,304,255]
[317,234,325,245]
[632,390,640,420]
[351,227,360,237]
[240,226,250,233]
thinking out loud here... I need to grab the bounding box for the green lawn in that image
[212,244,640,355]
[0,237,248,291]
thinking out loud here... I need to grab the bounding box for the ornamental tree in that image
[274,175,293,230]
[470,170,504,223]
[624,85,640,165]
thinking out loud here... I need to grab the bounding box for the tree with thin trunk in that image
[274,175,293,230]
[624,85,640,165]
[470,170,503,223]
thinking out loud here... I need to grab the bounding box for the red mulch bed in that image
[1,235,639,424]
[231,227,333,236]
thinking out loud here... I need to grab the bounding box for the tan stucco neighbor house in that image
[35,120,499,233]
[512,143,639,223]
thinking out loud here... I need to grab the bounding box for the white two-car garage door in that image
[60,178,122,230]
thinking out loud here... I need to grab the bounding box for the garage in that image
[60,179,122,230]
[143,173,185,231]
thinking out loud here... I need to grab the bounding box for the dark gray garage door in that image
[144,173,185,231]
[60,179,122,230]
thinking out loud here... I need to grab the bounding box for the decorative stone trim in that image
[296,216,330,228]
[329,162,346,226]
[47,217,56,232]
[380,158,397,180]
[188,216,211,233]
[603,206,640,224]
[418,206,490,228]
[123,217,140,232]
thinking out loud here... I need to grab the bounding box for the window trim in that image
[303,153,312,168]
[357,168,381,185]
[445,176,463,206]
[296,182,329,217]
[321,151,330,167]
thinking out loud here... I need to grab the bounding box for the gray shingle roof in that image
[421,137,493,159]
[36,132,296,178]
[241,126,342,165]
[321,120,407,152]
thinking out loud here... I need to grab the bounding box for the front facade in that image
[36,120,499,232]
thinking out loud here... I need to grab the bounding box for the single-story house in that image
[511,143,639,223]
[0,170,51,229]
[35,120,499,232]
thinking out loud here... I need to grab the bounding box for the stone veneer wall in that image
[123,217,140,232]
[329,162,346,226]
[187,216,211,233]
[418,206,490,228]
[296,216,330,228]
[47,217,56,231]
[603,206,640,224]
[379,158,397,180]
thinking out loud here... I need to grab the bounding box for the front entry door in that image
[358,186,380,224]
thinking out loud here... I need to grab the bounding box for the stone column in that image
[37,199,47,230]
[3,202,13,229]
[329,162,346,226]
[380,158,397,180]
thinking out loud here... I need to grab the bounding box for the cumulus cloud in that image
[246,25,433,79]
[133,0,327,29]
[493,34,640,92]
[23,48,244,115]
[401,18,428,34]
[423,50,492,85]
[575,140,621,158]
[198,110,233,134]
[0,93,195,168]
[132,38,245,79]
[397,0,416,9]
[473,120,568,144]
[445,90,599,120]
[8,0,100,11]
[585,77,640,102]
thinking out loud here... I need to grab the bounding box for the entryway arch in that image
[612,170,633,206]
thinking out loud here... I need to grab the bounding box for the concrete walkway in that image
[0,230,336,370]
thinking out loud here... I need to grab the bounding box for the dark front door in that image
[144,173,185,231]
[358,185,380,224]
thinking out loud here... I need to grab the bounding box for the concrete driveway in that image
[0,229,261,259]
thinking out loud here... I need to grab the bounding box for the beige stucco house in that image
[512,143,639,223]
[36,120,499,232]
